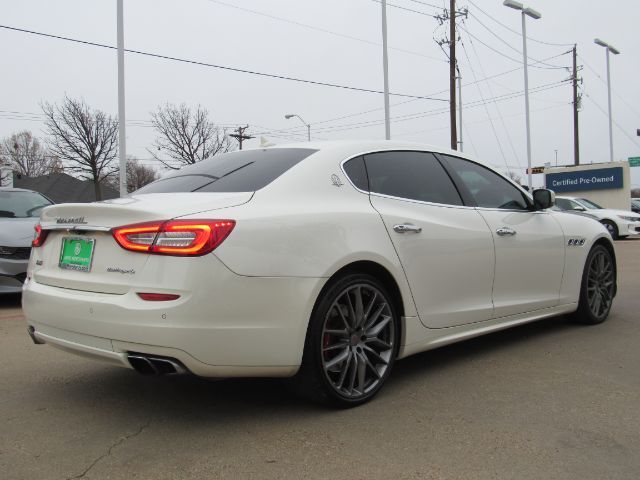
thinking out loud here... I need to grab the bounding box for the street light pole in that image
[595,38,620,163]
[381,0,391,140]
[117,0,127,197]
[284,114,311,141]
[503,0,541,193]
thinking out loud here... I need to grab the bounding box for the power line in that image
[0,24,447,102]
[466,0,574,47]
[371,0,439,18]
[459,25,569,70]
[466,13,569,69]
[578,53,640,120]
[583,93,640,149]
[464,25,522,167]
[204,0,446,63]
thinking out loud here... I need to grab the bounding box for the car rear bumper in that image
[22,258,324,377]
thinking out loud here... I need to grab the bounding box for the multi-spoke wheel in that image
[288,273,399,407]
[571,244,615,325]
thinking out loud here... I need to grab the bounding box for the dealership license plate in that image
[59,237,95,272]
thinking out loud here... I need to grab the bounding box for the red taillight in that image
[112,220,235,256]
[137,293,181,301]
[32,223,49,247]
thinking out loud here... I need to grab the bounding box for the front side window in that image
[134,148,317,194]
[443,155,529,210]
[0,191,52,218]
[363,151,462,205]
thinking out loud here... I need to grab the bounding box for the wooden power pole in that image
[572,45,580,165]
[449,0,457,150]
[230,125,254,150]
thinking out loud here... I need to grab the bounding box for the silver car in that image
[0,188,53,294]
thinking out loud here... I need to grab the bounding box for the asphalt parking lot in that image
[1,241,639,480]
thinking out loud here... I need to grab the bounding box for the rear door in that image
[440,154,565,318]
[356,151,495,329]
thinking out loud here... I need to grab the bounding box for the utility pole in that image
[230,126,254,150]
[117,0,127,197]
[457,71,463,152]
[449,0,457,150]
[572,45,580,165]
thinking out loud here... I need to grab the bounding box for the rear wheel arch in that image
[321,261,405,320]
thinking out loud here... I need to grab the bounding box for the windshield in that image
[0,190,53,218]
[576,198,603,210]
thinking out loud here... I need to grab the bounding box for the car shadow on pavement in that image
[35,315,583,422]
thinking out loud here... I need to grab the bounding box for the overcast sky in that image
[1,0,639,187]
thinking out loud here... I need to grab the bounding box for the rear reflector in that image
[112,219,235,256]
[137,293,181,301]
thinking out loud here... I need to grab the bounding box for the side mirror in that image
[533,188,555,210]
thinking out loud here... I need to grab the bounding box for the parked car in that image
[22,142,616,407]
[554,196,640,239]
[630,198,640,214]
[0,187,53,294]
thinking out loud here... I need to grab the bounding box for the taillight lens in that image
[112,220,235,256]
[32,223,49,247]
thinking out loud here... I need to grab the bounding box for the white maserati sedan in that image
[22,141,617,407]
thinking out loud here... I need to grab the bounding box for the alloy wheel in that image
[320,283,395,399]
[586,249,614,319]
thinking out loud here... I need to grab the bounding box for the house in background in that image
[13,172,118,203]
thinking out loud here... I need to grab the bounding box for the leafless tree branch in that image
[148,103,234,169]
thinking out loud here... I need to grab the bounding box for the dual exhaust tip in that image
[27,326,186,376]
[127,353,187,375]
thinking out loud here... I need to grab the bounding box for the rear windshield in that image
[0,190,53,218]
[134,148,317,194]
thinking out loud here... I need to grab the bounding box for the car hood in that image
[593,208,640,219]
[0,217,38,247]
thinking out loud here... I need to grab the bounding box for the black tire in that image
[570,244,615,325]
[601,220,619,240]
[287,273,400,408]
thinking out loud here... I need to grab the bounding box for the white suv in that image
[554,196,640,239]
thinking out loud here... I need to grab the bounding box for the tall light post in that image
[284,114,311,141]
[381,0,391,140]
[594,38,620,163]
[117,0,127,197]
[503,0,541,192]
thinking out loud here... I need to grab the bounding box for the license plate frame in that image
[59,237,96,273]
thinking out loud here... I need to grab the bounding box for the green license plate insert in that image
[59,237,95,272]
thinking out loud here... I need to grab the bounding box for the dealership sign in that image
[545,167,623,193]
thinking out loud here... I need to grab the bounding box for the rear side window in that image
[343,156,368,191]
[134,148,317,194]
[442,155,529,210]
[363,151,462,205]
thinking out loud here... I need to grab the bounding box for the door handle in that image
[496,227,517,236]
[393,223,422,234]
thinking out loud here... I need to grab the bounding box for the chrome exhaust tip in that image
[27,326,44,345]
[127,353,187,375]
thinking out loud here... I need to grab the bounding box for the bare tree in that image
[149,103,234,169]
[42,96,118,200]
[505,170,523,185]
[126,157,158,192]
[0,131,61,177]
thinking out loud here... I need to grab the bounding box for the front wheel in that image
[288,274,399,407]
[570,244,615,325]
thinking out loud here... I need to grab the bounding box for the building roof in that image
[13,173,119,203]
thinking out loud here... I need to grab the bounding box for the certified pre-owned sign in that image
[545,167,623,193]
